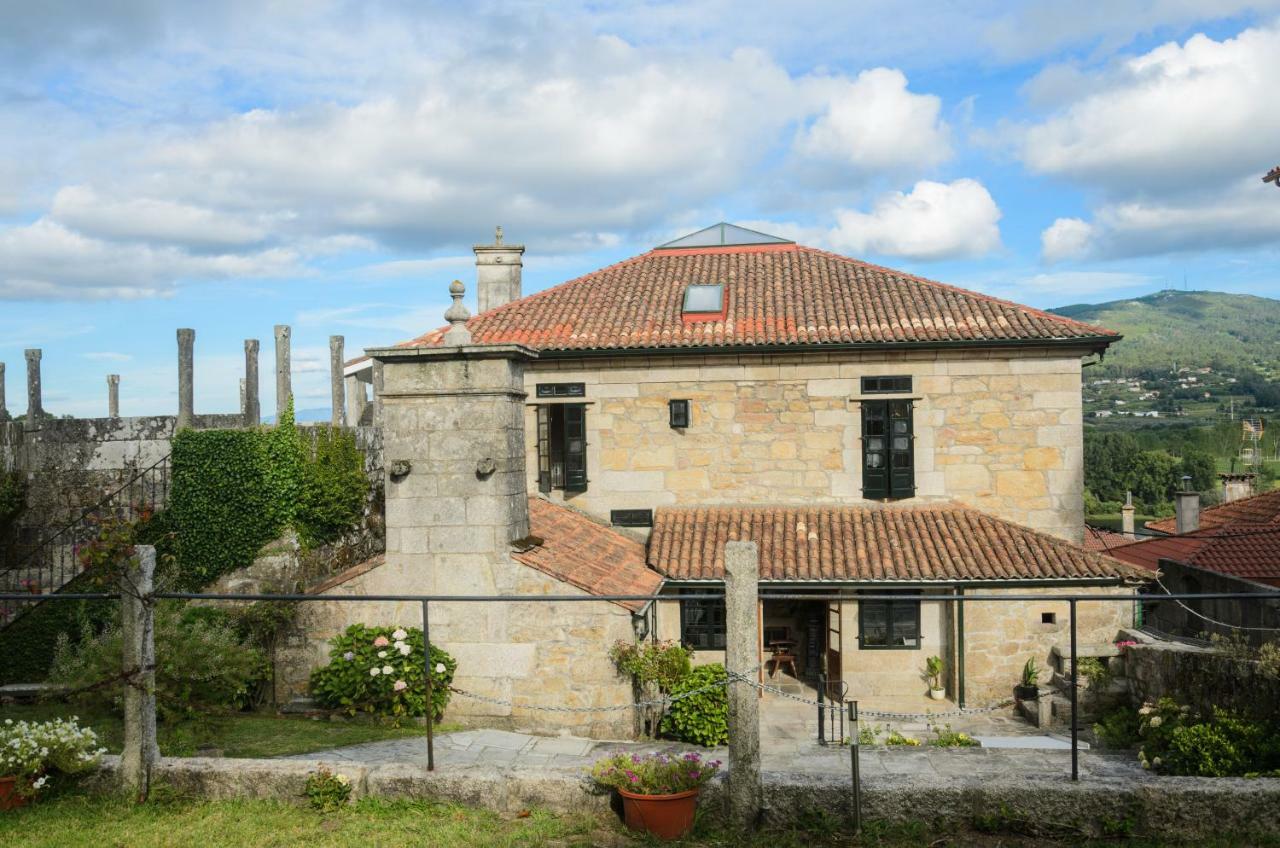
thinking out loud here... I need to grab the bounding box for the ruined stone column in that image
[244,339,261,427]
[176,328,194,429]
[329,335,345,427]
[121,545,160,802]
[0,361,7,420]
[724,540,762,831]
[274,325,291,418]
[344,375,367,427]
[24,349,42,421]
[107,374,120,418]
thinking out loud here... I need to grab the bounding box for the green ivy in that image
[0,574,114,685]
[295,425,367,549]
[660,663,729,747]
[309,624,455,721]
[0,470,24,538]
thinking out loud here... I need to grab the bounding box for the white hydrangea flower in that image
[370,667,381,676]
[397,643,412,656]
[392,628,408,641]
[381,665,393,675]
[377,651,388,659]
[1148,716,1162,728]
[435,663,446,674]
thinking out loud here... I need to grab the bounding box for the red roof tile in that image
[647,503,1148,583]
[1083,526,1133,553]
[514,497,663,610]
[1146,489,1280,534]
[1109,525,1280,587]
[403,243,1118,353]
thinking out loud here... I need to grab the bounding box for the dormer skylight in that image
[656,222,793,250]
[682,284,724,314]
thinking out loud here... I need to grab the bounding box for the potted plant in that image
[1015,657,1040,700]
[923,655,945,700]
[0,717,105,811]
[18,578,39,595]
[589,751,721,840]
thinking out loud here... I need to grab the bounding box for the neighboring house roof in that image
[1083,526,1132,553]
[514,497,663,611]
[401,235,1118,355]
[647,503,1148,583]
[1146,489,1280,534]
[1108,525,1280,587]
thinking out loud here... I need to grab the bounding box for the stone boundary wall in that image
[87,754,1280,840]
[1125,634,1280,720]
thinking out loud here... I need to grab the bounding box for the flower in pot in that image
[923,655,945,700]
[18,578,39,595]
[588,751,721,840]
[0,717,106,811]
[1015,657,1040,700]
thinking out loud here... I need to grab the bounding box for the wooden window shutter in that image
[861,401,888,499]
[536,404,551,494]
[563,403,587,491]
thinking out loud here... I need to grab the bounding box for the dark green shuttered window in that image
[861,399,914,500]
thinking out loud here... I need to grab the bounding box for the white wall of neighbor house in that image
[523,346,1088,542]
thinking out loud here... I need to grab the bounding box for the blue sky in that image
[1,1,1278,418]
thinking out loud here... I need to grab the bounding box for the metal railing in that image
[0,454,170,629]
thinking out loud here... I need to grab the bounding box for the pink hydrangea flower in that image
[393,680,408,691]
[373,636,390,647]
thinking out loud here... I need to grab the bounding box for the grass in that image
[0,702,448,759]
[2,795,1279,848]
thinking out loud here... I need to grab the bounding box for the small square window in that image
[610,509,654,527]
[669,399,690,428]
[682,284,724,313]
[861,375,912,394]
[1041,612,1057,624]
[536,382,585,398]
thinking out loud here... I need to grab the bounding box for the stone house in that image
[304,223,1147,735]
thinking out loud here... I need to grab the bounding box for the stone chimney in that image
[1219,472,1256,504]
[1175,476,1200,535]
[1120,492,1136,540]
[474,225,524,314]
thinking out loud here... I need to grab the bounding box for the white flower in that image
[381,665,393,675]
[377,651,388,659]
[1138,706,1152,716]
[398,643,412,656]
[1149,716,1163,728]
[392,628,408,641]
[32,775,47,791]
[370,667,381,677]
[394,680,408,692]
[343,652,355,661]
[1152,757,1162,767]
[435,663,446,674]
[336,773,350,786]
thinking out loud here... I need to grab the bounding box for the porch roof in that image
[647,503,1149,584]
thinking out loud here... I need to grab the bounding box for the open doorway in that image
[761,597,842,697]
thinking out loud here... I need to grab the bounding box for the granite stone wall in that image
[523,346,1089,542]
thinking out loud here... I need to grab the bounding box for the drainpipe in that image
[956,587,966,709]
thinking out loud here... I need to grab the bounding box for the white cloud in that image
[793,68,950,182]
[1017,270,1153,295]
[50,185,269,249]
[827,179,1002,260]
[1041,217,1095,262]
[1020,24,1280,193]
[83,351,132,362]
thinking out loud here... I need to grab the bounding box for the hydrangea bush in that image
[309,624,456,720]
[0,717,106,797]
[1137,697,1280,777]
[589,751,721,795]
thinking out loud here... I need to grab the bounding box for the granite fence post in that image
[329,335,345,427]
[724,540,762,831]
[0,361,7,420]
[120,545,160,802]
[176,328,194,429]
[274,325,291,418]
[107,374,120,418]
[24,349,42,422]
[344,375,366,427]
[244,339,260,427]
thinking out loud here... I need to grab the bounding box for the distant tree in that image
[1084,431,1142,503]
[1130,451,1182,507]
[1180,449,1217,493]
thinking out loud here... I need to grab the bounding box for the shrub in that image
[305,767,352,812]
[929,723,978,747]
[609,640,692,693]
[660,664,728,747]
[1137,697,1280,777]
[49,602,262,721]
[858,723,882,745]
[589,751,722,795]
[0,717,106,797]
[309,624,455,721]
[885,730,921,746]
[1094,706,1142,750]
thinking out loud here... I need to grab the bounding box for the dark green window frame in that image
[536,403,587,493]
[680,592,726,650]
[858,593,921,650]
[861,399,915,500]
[861,375,912,394]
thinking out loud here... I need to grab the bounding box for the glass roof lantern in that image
[656,222,793,250]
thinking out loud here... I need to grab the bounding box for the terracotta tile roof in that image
[514,497,663,611]
[1146,489,1280,534]
[1109,526,1280,587]
[647,504,1148,583]
[1083,526,1133,553]
[402,243,1118,353]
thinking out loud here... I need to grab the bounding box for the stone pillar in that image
[0,361,7,420]
[345,375,367,427]
[474,225,525,313]
[329,335,345,427]
[107,374,120,418]
[244,339,260,427]
[121,545,160,802]
[274,325,291,418]
[724,541,762,830]
[176,328,194,429]
[1120,492,1135,541]
[24,349,42,421]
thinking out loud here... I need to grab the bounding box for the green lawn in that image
[0,702,441,759]
[2,795,1278,848]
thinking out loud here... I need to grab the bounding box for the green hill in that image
[1051,290,1280,379]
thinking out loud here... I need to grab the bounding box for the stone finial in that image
[329,335,345,427]
[274,325,292,418]
[107,374,120,418]
[0,361,7,420]
[244,339,261,427]
[442,279,473,346]
[176,328,195,429]
[25,349,43,421]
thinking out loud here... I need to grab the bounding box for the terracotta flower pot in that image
[0,776,30,812]
[617,787,699,840]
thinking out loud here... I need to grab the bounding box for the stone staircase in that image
[1017,641,1129,729]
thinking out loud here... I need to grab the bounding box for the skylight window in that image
[683,284,724,314]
